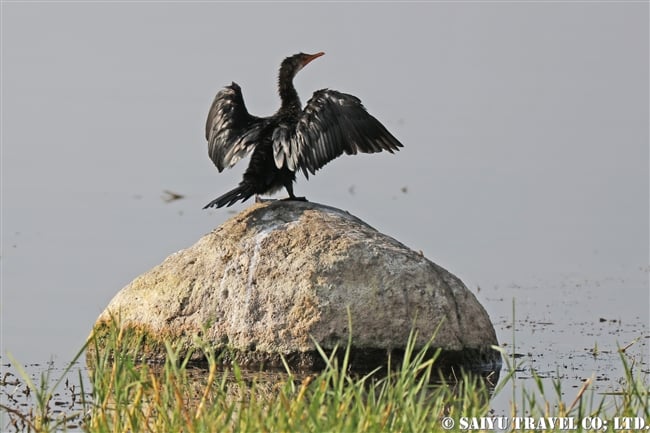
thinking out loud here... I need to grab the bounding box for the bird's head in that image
[280,52,325,78]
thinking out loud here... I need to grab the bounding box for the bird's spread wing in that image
[206,82,267,172]
[273,89,402,177]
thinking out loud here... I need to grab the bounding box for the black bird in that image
[203,52,403,209]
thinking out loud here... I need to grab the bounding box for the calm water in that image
[2,2,648,429]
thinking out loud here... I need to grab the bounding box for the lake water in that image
[2,2,648,429]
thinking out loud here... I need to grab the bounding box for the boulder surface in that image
[90,201,500,371]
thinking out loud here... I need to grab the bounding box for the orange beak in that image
[303,51,325,66]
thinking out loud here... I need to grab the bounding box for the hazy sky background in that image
[2,2,648,361]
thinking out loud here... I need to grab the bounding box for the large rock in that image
[89,201,500,372]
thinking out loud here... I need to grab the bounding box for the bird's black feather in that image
[206,82,268,172]
[290,89,402,175]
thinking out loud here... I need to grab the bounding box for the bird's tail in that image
[203,184,255,209]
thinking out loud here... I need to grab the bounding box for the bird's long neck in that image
[278,67,301,112]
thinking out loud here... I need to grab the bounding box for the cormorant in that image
[203,52,403,209]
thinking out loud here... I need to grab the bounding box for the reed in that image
[2,320,648,432]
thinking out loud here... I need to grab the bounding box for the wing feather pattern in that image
[206,82,267,172]
[276,89,403,176]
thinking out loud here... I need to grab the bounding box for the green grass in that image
[2,321,648,433]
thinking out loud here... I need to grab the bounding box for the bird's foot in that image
[284,196,308,202]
